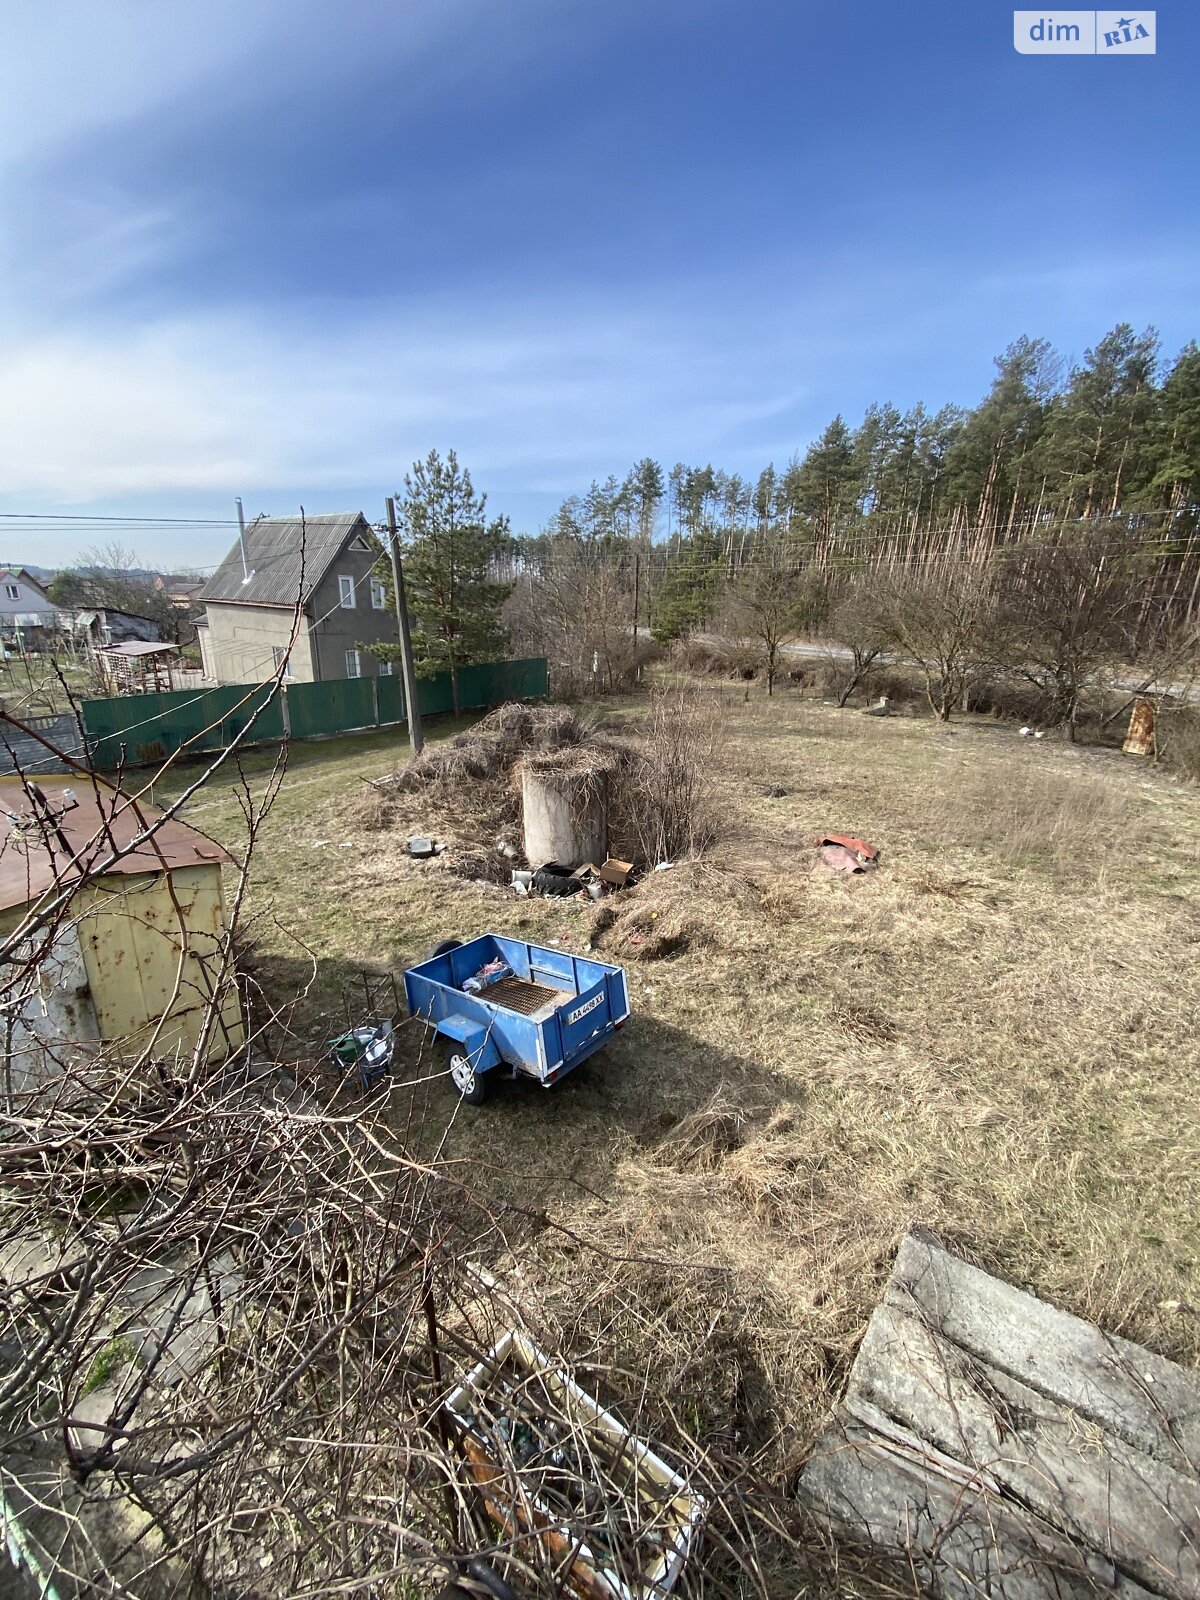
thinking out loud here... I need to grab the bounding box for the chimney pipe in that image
[236,497,253,585]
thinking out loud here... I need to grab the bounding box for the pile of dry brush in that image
[354,691,729,877]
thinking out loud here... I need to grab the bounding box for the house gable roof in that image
[0,569,52,602]
[200,513,374,609]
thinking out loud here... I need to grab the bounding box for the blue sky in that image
[0,0,1195,569]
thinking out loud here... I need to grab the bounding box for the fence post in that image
[371,675,380,729]
[280,683,291,740]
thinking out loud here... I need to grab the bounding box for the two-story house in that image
[0,568,60,635]
[197,512,398,684]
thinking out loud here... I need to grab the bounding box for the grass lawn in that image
[154,688,1200,1497]
[0,655,93,715]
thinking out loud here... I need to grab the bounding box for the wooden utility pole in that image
[386,496,424,756]
[632,554,640,638]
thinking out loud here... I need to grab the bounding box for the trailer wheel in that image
[428,938,462,959]
[446,1045,489,1106]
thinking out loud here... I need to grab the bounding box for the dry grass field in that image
[156,688,1200,1591]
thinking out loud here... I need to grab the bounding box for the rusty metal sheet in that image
[1122,697,1156,757]
[818,834,880,863]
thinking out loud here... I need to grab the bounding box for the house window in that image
[379,659,393,676]
[338,574,356,608]
[345,648,361,678]
[272,645,294,679]
[4,585,19,601]
[370,578,386,610]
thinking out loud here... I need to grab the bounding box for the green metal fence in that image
[84,684,287,769]
[82,658,548,768]
[457,657,548,707]
[376,673,405,725]
[286,677,376,740]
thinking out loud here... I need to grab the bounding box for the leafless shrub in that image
[614,689,728,864]
[875,567,998,721]
[671,636,762,680]
[503,551,657,697]
[1156,706,1200,782]
[715,553,825,696]
[989,525,1144,738]
[822,575,892,707]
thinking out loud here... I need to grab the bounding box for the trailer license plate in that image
[566,993,603,1026]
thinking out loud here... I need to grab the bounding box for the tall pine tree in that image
[395,449,512,717]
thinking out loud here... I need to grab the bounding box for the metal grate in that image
[484,977,564,1016]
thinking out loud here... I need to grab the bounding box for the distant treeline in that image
[503,325,1200,638]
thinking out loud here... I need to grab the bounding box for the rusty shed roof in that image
[0,777,231,914]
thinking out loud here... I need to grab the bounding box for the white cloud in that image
[0,295,809,505]
[4,234,1192,517]
[0,3,267,166]
[0,1,510,170]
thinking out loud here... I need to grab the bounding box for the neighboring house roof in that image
[0,568,54,603]
[0,777,231,914]
[200,512,374,609]
[154,575,205,599]
[106,609,159,625]
[72,608,160,630]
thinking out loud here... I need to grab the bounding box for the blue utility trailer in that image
[403,934,631,1104]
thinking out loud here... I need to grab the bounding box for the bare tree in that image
[823,574,892,707]
[47,541,190,645]
[992,526,1142,738]
[877,568,996,721]
[503,543,652,697]
[718,550,823,696]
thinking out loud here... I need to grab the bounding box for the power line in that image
[0,513,239,526]
[516,529,1198,583]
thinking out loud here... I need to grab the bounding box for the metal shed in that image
[0,777,244,1091]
